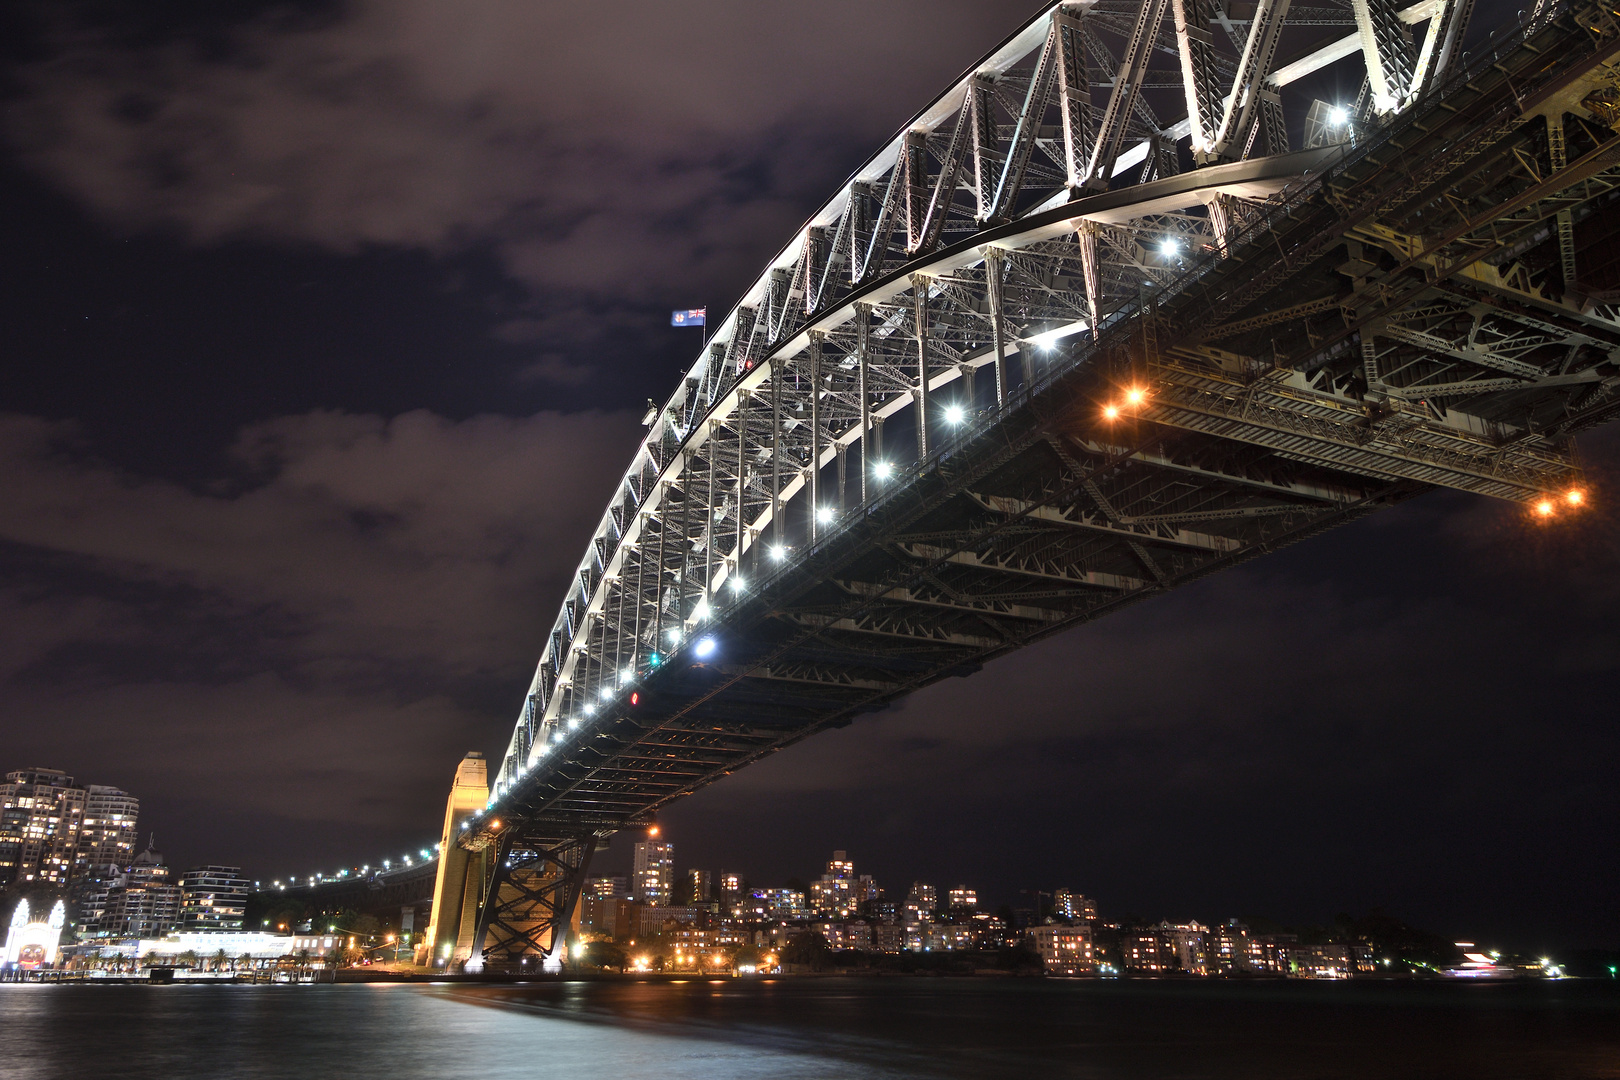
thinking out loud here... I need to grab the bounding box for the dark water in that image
[2,977,1616,1079]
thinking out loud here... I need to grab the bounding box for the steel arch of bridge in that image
[448,0,1620,967]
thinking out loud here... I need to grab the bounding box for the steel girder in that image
[458,0,1620,963]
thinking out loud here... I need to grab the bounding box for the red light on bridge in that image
[630,691,640,706]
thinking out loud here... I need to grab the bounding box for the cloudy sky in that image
[2,0,1614,950]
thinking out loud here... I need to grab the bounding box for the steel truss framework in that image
[459,0,1620,963]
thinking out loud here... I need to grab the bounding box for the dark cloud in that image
[5,1,1033,301]
[0,407,641,841]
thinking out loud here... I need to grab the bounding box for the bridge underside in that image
[453,0,1620,966]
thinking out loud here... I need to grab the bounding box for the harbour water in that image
[1,977,1616,1078]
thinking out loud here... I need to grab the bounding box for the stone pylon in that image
[417,752,487,968]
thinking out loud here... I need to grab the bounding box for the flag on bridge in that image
[670,308,706,327]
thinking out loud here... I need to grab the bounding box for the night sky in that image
[2,0,1614,953]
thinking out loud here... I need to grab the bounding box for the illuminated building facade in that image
[91,843,183,938]
[687,868,712,905]
[0,769,87,886]
[632,839,674,905]
[809,851,856,917]
[77,786,140,879]
[1053,889,1098,923]
[1031,924,1094,975]
[904,882,937,923]
[580,875,628,931]
[179,865,249,932]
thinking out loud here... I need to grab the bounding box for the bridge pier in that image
[418,752,487,968]
[418,750,598,973]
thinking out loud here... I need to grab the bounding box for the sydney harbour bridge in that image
[385,0,1620,970]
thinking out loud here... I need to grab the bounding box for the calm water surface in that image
[1,977,1616,1079]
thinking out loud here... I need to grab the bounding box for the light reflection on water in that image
[1,977,1616,1079]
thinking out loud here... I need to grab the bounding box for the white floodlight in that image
[945,405,966,424]
[816,506,834,524]
[874,461,893,478]
[1160,237,1180,258]
[694,636,718,659]
[770,544,786,561]
[1328,106,1349,126]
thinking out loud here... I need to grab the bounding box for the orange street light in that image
[1102,405,1120,421]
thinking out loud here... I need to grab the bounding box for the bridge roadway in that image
[422,0,1620,969]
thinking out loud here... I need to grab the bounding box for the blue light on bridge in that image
[694,636,717,659]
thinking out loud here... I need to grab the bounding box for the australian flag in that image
[670,308,706,327]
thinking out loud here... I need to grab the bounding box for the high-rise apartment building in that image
[1053,888,1098,922]
[810,851,857,917]
[179,865,249,932]
[0,769,88,886]
[947,887,978,911]
[632,839,674,905]
[92,843,183,938]
[904,882,938,923]
[687,868,712,905]
[78,786,140,879]
[718,871,743,915]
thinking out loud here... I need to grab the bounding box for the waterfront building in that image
[179,866,249,932]
[73,931,303,967]
[1030,924,1094,975]
[1121,929,1171,972]
[1159,921,1210,974]
[632,839,674,905]
[923,922,974,951]
[809,851,857,917]
[872,922,906,953]
[0,768,87,886]
[946,887,977,912]
[77,786,139,879]
[815,920,872,951]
